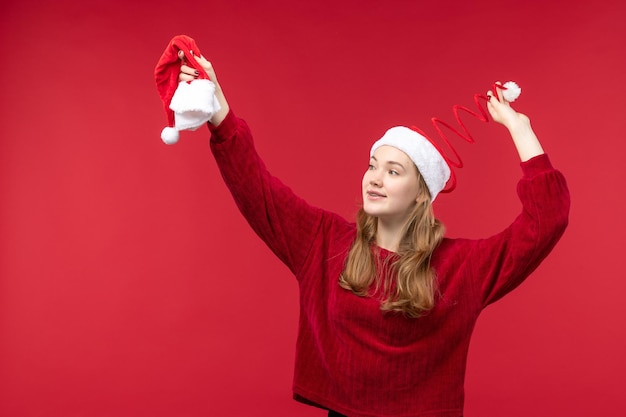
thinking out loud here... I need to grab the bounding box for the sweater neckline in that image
[374,245,398,258]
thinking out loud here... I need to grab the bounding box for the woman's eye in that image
[389,170,399,176]
[368,164,375,170]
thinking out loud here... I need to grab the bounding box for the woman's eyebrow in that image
[371,155,406,170]
[386,160,406,170]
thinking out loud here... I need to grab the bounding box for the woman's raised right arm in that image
[180,55,333,276]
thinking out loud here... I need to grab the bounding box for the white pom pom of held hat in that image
[371,127,451,201]
[155,35,221,145]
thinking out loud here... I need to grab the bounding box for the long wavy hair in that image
[339,174,445,318]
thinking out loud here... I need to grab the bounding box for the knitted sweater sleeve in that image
[208,110,325,276]
[469,154,570,307]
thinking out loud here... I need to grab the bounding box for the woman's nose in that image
[370,175,382,187]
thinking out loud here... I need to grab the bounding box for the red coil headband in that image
[409,82,517,194]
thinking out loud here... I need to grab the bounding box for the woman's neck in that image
[375,218,406,252]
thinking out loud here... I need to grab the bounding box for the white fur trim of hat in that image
[161,79,221,144]
[370,126,451,202]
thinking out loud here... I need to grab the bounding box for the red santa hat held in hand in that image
[155,35,221,144]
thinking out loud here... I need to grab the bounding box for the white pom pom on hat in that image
[161,127,180,145]
[371,126,451,202]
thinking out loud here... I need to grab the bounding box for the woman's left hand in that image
[487,81,544,161]
[486,82,531,132]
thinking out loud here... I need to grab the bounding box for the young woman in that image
[179,54,570,417]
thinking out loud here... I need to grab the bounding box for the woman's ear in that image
[415,184,432,205]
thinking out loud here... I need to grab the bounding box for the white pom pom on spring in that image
[502,81,521,102]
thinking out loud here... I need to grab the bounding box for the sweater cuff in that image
[208,109,237,144]
[520,154,554,178]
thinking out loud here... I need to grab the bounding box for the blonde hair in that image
[339,175,445,318]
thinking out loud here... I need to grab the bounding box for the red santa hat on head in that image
[371,127,451,202]
[155,35,221,144]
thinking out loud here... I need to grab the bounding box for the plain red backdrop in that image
[1,0,625,416]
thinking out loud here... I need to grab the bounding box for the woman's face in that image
[362,145,422,224]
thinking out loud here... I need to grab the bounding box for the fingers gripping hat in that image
[155,35,221,144]
[371,127,451,202]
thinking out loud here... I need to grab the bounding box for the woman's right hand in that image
[178,50,230,126]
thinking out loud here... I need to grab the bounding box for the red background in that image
[1,0,625,416]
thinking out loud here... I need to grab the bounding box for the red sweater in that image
[209,110,570,417]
